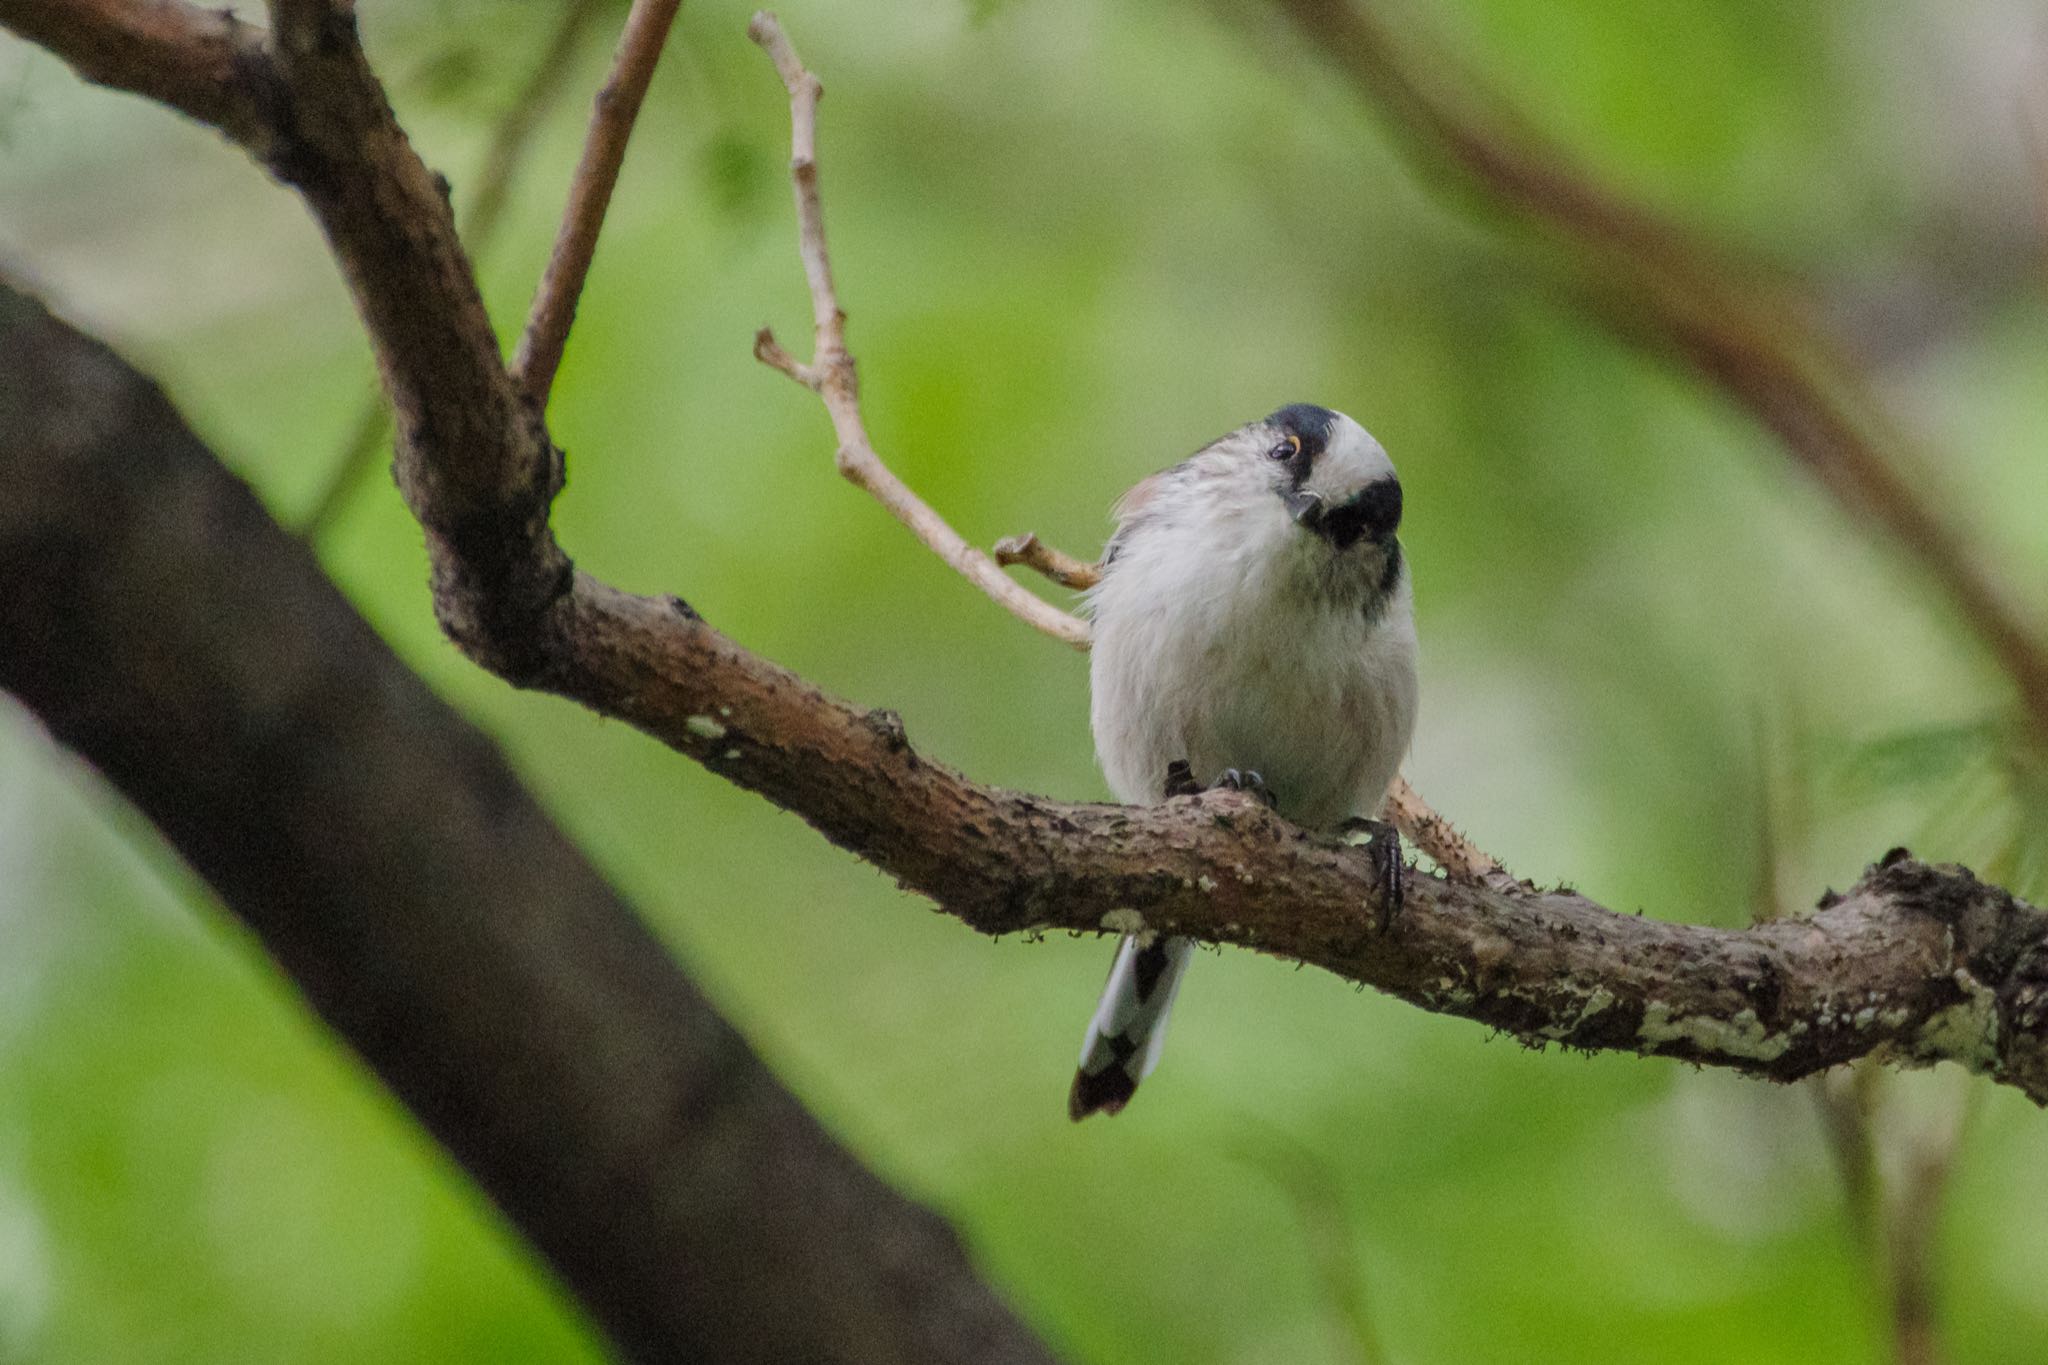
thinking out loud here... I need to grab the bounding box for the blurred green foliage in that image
[3,1,2047,1361]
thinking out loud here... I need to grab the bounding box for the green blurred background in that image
[4,0,2048,1360]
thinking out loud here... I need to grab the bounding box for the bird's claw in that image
[1216,768,1277,810]
[1340,817,1405,931]
[1163,761,1277,809]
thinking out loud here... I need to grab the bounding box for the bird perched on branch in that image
[1070,403,1418,1120]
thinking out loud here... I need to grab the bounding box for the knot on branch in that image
[1856,855,2048,1101]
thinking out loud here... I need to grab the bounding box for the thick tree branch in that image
[1271,0,2048,743]
[8,0,2048,1158]
[0,281,1058,1365]
[242,0,572,678]
[301,0,610,538]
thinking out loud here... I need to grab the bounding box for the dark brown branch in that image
[11,0,2048,1134]
[240,0,572,678]
[0,280,1058,1365]
[0,0,272,144]
[300,0,608,538]
[1271,0,2048,743]
[511,0,685,405]
[544,571,2048,1102]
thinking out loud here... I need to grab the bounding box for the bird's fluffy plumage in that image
[1070,404,1419,1119]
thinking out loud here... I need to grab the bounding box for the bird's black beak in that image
[1291,478,1401,550]
[1284,488,1326,530]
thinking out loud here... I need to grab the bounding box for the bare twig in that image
[1273,0,2048,744]
[1818,1075,1972,1365]
[1773,729,1956,1365]
[746,11,1093,651]
[1813,1066,1883,1260]
[992,532,1101,590]
[1381,775,1511,887]
[510,0,684,406]
[300,0,607,537]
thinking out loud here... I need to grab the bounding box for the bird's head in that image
[1257,403,1402,551]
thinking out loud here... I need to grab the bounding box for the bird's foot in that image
[1163,762,1278,810]
[1215,768,1277,810]
[1339,817,1405,931]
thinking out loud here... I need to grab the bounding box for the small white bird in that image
[1070,403,1419,1120]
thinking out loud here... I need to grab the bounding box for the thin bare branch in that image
[300,0,609,538]
[511,0,685,406]
[1272,0,2048,744]
[1381,775,1512,887]
[993,532,1101,591]
[745,11,1094,651]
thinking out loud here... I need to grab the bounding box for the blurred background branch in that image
[1270,0,2048,745]
[1759,716,1968,1365]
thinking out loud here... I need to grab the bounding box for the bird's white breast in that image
[1088,482,1417,828]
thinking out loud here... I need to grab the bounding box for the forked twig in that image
[746,12,1508,882]
[746,11,1092,651]
[512,0,686,405]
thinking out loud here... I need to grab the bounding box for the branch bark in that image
[0,0,271,144]
[300,0,611,538]
[0,280,1058,1365]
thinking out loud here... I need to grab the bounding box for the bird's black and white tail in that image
[1069,935,1194,1120]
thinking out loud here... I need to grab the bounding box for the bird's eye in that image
[1267,435,1301,461]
